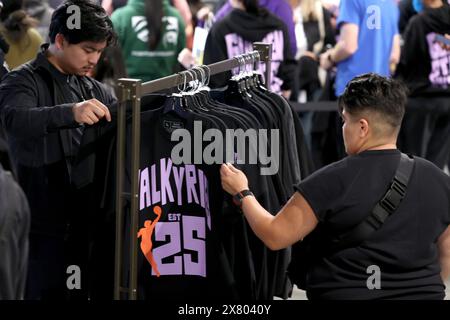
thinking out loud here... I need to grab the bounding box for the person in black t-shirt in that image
[221,73,450,300]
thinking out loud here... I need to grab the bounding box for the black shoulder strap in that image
[330,153,415,252]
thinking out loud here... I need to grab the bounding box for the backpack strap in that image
[330,153,415,252]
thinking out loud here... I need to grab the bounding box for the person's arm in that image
[172,0,193,48]
[320,0,360,70]
[320,22,359,70]
[0,72,112,140]
[390,34,401,73]
[0,72,79,139]
[172,0,192,27]
[221,163,318,250]
[438,225,450,282]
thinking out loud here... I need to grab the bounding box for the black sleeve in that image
[0,71,79,140]
[203,24,231,88]
[294,162,344,222]
[278,24,296,91]
[323,8,336,47]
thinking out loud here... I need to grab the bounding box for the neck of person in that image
[361,138,398,153]
[231,1,246,11]
[45,45,69,75]
[365,143,398,151]
[427,0,444,9]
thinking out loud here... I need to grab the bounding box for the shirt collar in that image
[35,43,72,84]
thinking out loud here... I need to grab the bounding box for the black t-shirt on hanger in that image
[123,101,237,301]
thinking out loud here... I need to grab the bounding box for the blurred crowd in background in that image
[0,0,449,171]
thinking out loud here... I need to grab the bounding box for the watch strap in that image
[232,189,254,207]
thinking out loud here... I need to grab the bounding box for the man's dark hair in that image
[49,0,116,46]
[338,73,408,130]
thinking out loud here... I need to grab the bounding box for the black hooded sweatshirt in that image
[204,8,296,93]
[396,5,450,96]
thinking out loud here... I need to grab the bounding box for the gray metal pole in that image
[114,82,127,300]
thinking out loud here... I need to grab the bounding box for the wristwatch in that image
[232,189,254,207]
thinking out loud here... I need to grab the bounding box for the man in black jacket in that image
[0,0,116,299]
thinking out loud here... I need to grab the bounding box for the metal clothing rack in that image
[114,42,273,300]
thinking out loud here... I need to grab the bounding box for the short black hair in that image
[338,73,408,130]
[49,0,116,46]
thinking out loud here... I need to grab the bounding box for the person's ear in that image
[359,118,370,138]
[55,33,65,50]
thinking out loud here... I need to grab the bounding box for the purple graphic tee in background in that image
[225,31,285,93]
[426,32,450,88]
[214,0,297,57]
